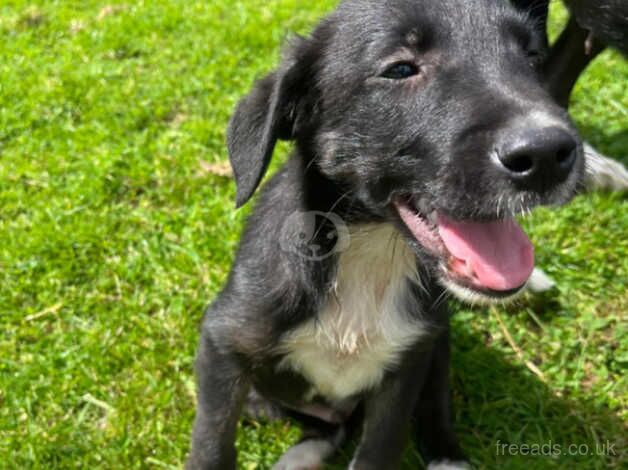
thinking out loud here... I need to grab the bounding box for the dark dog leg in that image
[543,16,605,107]
[413,329,469,469]
[186,331,249,470]
[348,349,435,470]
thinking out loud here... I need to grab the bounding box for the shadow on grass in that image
[447,323,625,470]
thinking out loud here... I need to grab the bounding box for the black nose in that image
[495,127,578,187]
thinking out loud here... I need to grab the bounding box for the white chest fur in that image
[277,224,427,402]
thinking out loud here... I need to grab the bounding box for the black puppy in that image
[187,0,584,469]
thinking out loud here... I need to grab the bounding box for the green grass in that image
[0,1,625,468]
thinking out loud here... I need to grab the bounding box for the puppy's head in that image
[227,0,584,303]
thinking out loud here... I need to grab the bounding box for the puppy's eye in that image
[526,48,544,67]
[381,62,419,79]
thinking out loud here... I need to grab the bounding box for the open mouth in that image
[393,196,535,301]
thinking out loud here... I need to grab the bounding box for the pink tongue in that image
[437,214,534,291]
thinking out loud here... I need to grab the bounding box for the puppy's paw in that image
[272,438,335,470]
[242,388,285,421]
[427,460,472,470]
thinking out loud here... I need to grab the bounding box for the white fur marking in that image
[278,224,427,401]
[583,142,628,191]
[427,460,472,470]
[526,267,556,293]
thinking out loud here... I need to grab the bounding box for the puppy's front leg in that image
[349,349,434,470]
[186,331,249,470]
[413,329,469,469]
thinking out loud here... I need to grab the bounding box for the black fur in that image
[187,1,584,468]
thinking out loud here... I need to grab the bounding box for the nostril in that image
[502,153,534,174]
[556,146,576,169]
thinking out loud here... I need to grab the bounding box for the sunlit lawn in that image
[0,1,625,468]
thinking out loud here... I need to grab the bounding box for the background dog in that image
[186,0,586,468]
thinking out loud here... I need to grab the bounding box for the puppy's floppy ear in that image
[227,45,312,207]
